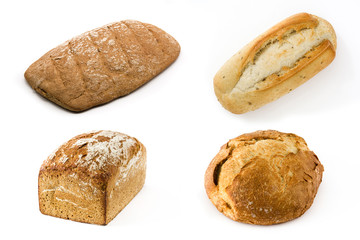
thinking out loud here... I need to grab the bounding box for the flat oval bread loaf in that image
[214,13,336,114]
[25,20,180,112]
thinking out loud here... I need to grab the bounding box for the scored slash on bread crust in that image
[38,130,146,225]
[25,20,180,112]
[214,13,337,114]
[204,130,324,225]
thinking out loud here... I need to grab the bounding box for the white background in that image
[1,0,359,239]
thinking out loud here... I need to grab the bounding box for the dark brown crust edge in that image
[204,130,324,225]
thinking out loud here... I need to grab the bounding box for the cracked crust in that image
[25,20,180,112]
[214,13,336,114]
[38,130,146,225]
[204,130,324,225]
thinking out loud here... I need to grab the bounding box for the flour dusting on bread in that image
[234,18,335,92]
[42,130,142,172]
[214,13,337,114]
[25,20,180,112]
[38,130,146,225]
[73,130,138,171]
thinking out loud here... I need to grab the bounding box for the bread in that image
[214,13,336,114]
[204,130,324,225]
[38,130,146,225]
[25,20,180,112]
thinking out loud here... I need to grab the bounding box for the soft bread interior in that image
[233,18,335,93]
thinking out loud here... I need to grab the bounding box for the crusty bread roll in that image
[214,13,336,114]
[25,20,180,112]
[38,130,146,225]
[204,130,324,225]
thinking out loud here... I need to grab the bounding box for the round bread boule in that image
[204,130,324,225]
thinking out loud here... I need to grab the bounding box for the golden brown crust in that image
[204,130,324,225]
[38,130,146,225]
[40,130,142,177]
[25,20,180,112]
[214,13,336,114]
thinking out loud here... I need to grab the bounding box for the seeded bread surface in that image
[38,130,146,225]
[214,13,336,114]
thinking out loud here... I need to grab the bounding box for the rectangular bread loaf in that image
[38,130,146,225]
